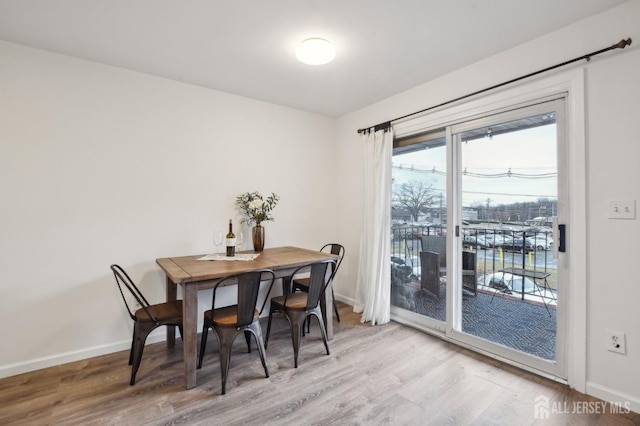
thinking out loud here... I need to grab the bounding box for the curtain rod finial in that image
[615,38,632,49]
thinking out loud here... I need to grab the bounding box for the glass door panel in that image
[456,108,560,363]
[391,130,447,324]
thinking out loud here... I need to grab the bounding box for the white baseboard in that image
[586,381,640,415]
[0,296,351,380]
[0,334,166,379]
[334,292,355,307]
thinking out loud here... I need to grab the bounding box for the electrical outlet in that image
[608,200,635,219]
[607,330,626,354]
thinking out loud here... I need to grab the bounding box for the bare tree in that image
[392,180,436,221]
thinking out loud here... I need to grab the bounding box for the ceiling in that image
[0,0,628,117]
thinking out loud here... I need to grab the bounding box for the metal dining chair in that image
[197,269,276,394]
[265,259,337,368]
[110,264,184,385]
[292,243,344,323]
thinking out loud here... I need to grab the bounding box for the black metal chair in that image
[265,259,337,368]
[110,264,184,385]
[292,243,344,323]
[197,269,276,394]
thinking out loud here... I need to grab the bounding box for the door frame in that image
[391,68,586,391]
[449,98,566,379]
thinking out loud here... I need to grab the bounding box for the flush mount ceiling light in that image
[296,38,336,65]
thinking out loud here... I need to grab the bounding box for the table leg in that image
[182,283,198,389]
[281,276,292,295]
[166,276,177,347]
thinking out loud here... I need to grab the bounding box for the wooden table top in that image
[156,246,337,284]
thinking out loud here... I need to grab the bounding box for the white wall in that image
[0,40,337,376]
[335,0,640,412]
[2,0,639,412]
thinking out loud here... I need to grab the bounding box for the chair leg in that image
[198,324,209,369]
[244,330,252,353]
[286,310,306,368]
[214,327,240,395]
[128,328,136,366]
[250,322,269,378]
[310,308,330,356]
[130,322,154,385]
[177,325,184,341]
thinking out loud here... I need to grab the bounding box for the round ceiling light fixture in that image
[296,38,336,65]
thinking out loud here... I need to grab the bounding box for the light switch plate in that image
[608,200,636,219]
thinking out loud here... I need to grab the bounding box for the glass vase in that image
[252,223,265,252]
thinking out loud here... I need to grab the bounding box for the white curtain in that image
[353,126,393,325]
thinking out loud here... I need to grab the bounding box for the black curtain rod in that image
[357,37,632,134]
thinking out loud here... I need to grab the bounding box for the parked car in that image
[391,228,422,240]
[527,234,553,251]
[488,234,510,247]
[474,233,510,248]
[527,236,553,251]
[495,238,534,253]
[463,235,490,249]
[477,272,557,305]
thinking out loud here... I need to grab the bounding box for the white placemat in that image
[197,253,260,261]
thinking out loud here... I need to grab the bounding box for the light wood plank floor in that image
[1,302,638,425]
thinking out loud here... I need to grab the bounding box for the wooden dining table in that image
[156,246,339,389]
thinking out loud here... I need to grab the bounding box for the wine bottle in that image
[226,219,236,257]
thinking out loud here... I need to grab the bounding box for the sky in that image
[393,124,557,207]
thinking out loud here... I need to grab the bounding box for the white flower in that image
[235,191,280,226]
[249,199,265,210]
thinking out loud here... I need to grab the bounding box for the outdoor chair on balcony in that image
[420,236,477,298]
[462,250,478,295]
[420,251,442,299]
[421,236,447,275]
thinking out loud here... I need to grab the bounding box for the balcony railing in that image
[391,225,556,291]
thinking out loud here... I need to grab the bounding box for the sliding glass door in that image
[391,129,448,328]
[390,99,566,379]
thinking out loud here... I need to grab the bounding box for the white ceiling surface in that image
[0,0,628,117]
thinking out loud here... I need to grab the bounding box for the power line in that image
[393,164,557,179]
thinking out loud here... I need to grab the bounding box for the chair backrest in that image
[419,251,440,295]
[421,236,446,267]
[110,264,156,323]
[320,243,345,277]
[212,269,276,327]
[288,259,337,310]
[462,250,477,293]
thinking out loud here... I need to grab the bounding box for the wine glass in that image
[236,231,244,253]
[213,231,223,254]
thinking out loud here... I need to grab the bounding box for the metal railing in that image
[391,225,556,290]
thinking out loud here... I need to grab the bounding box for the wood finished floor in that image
[1,303,638,426]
